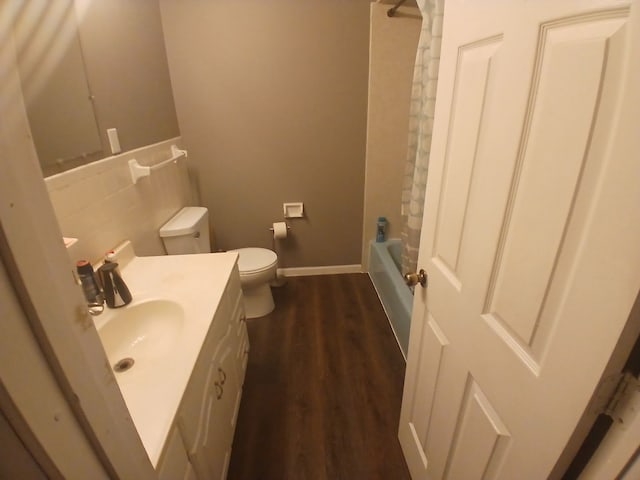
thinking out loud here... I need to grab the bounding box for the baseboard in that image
[279,264,362,277]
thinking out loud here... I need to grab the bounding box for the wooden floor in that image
[227,274,410,480]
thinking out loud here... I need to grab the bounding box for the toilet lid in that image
[231,248,277,274]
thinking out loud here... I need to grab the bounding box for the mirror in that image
[10,0,180,177]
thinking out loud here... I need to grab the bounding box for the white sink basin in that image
[98,299,185,370]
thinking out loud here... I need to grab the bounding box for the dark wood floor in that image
[227,274,410,480]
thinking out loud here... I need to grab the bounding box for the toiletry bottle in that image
[76,260,103,305]
[376,216,387,243]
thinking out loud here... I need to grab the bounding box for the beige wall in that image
[361,4,421,270]
[159,0,371,268]
[46,138,193,265]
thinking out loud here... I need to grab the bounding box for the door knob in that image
[404,269,427,288]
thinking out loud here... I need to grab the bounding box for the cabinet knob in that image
[218,367,227,385]
[214,381,223,399]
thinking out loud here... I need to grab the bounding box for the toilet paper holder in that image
[269,223,291,232]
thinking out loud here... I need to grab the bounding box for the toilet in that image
[159,207,278,318]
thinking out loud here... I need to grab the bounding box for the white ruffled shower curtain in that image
[400,0,444,275]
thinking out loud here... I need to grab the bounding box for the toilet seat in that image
[231,248,277,275]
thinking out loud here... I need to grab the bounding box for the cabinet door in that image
[229,299,249,388]
[179,302,230,452]
[188,335,238,480]
[237,320,249,383]
[178,271,248,480]
[182,367,217,480]
[217,338,240,437]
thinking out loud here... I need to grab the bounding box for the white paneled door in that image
[399,0,640,478]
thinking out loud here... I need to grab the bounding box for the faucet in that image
[98,262,132,308]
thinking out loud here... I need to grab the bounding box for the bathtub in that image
[368,239,413,358]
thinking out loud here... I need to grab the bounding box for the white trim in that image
[279,264,362,277]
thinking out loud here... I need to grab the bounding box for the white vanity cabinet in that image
[157,265,249,480]
[156,427,196,480]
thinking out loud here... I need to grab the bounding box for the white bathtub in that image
[368,239,413,358]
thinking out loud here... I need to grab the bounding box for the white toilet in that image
[159,207,278,318]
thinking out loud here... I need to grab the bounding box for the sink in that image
[98,299,185,370]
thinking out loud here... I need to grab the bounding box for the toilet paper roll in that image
[272,222,288,240]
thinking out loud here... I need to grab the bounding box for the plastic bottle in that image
[76,260,103,305]
[376,216,387,243]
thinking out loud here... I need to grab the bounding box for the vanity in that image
[93,242,249,479]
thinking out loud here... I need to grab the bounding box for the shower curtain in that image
[400,0,444,275]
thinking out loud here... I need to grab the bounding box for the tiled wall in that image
[46,137,195,264]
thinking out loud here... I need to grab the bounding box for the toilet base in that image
[241,282,275,319]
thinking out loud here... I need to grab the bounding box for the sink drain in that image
[113,357,135,373]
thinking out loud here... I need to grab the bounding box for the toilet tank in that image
[159,207,212,254]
